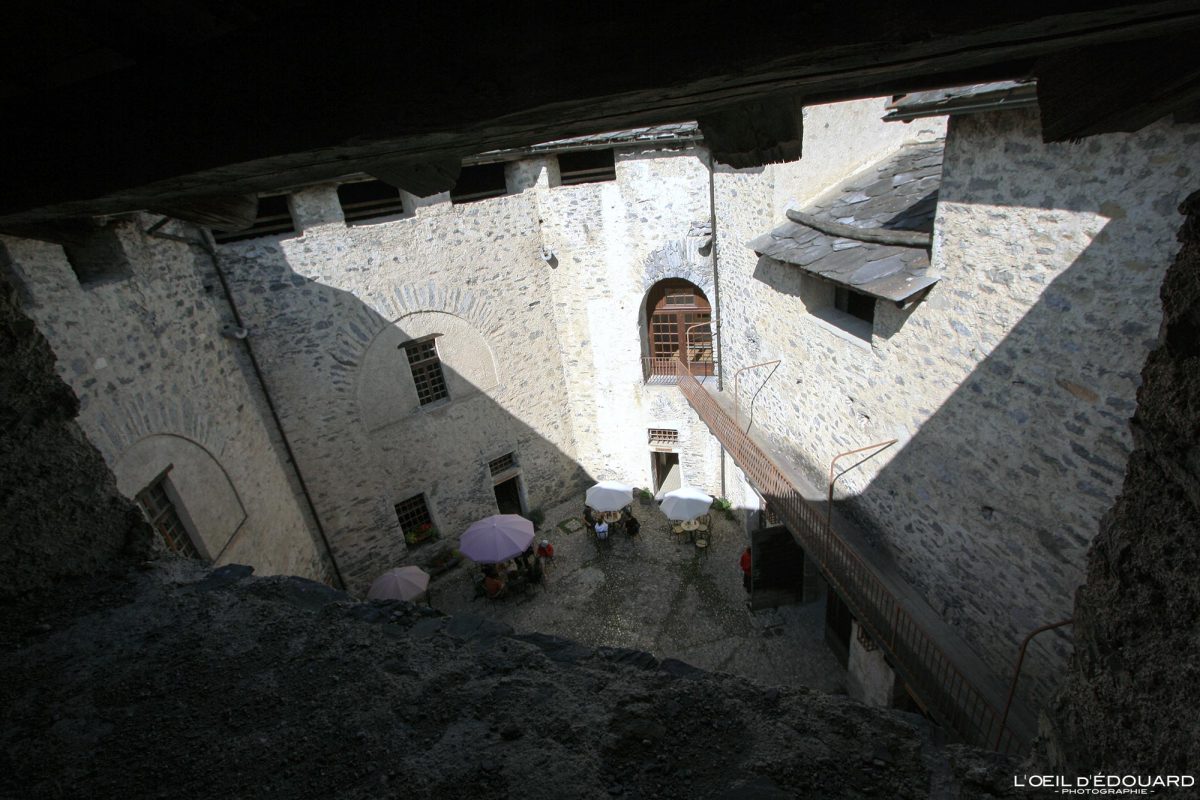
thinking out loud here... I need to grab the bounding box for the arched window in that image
[644,279,714,379]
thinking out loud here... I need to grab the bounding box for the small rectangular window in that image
[337,179,406,224]
[665,293,695,306]
[403,338,450,405]
[136,474,203,560]
[450,163,508,204]
[488,452,517,475]
[835,287,875,325]
[648,428,679,446]
[395,494,434,535]
[212,195,295,243]
[63,226,131,287]
[557,149,616,185]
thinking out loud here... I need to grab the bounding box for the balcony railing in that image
[675,357,1028,755]
[643,356,717,385]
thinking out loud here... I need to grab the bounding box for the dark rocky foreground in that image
[0,562,1021,800]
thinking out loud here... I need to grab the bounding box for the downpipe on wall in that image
[147,218,347,590]
[706,149,727,499]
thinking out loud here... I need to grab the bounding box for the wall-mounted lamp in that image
[220,324,248,340]
[540,247,558,267]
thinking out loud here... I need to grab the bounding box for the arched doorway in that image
[645,279,714,378]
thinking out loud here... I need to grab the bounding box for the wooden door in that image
[649,281,713,376]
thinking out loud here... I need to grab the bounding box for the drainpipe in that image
[150,218,347,589]
[706,149,727,499]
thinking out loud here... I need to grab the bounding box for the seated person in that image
[482,566,506,598]
[536,539,555,558]
[594,520,609,540]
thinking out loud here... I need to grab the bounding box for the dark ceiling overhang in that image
[2,1,1199,226]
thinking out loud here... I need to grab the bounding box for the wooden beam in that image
[698,95,804,168]
[149,194,258,232]
[1036,32,1200,141]
[784,210,932,248]
[365,158,462,198]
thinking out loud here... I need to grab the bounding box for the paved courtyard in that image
[432,496,845,693]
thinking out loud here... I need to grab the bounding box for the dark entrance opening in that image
[749,524,806,610]
[824,586,853,668]
[493,475,524,515]
[651,451,680,494]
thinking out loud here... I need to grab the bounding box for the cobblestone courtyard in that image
[433,496,845,693]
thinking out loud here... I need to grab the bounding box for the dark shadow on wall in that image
[0,267,153,600]
[740,116,1195,715]
[211,243,596,592]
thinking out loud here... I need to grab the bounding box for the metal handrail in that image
[674,357,1028,754]
[827,440,897,531]
[732,360,781,429]
[997,619,1073,749]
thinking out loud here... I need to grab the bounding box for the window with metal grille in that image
[212,194,295,243]
[450,162,508,204]
[402,338,449,405]
[394,493,433,533]
[557,149,616,185]
[338,179,406,224]
[648,428,679,446]
[136,474,203,560]
[488,452,516,475]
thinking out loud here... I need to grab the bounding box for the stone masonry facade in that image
[714,106,1199,710]
[3,220,330,580]
[7,96,1191,723]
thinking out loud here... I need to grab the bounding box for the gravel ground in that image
[432,497,845,694]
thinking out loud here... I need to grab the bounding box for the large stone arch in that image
[114,432,246,560]
[329,281,501,396]
[355,309,500,433]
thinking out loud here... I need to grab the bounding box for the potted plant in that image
[404,522,438,546]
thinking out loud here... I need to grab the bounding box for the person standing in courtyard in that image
[739,546,752,593]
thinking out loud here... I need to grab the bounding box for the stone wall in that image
[714,107,1200,711]
[539,146,723,496]
[218,187,587,591]
[2,220,329,582]
[1046,190,1200,776]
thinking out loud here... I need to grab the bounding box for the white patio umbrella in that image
[458,514,535,564]
[660,486,713,521]
[585,480,634,512]
[367,566,430,601]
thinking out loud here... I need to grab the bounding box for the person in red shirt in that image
[536,539,555,558]
[739,547,752,593]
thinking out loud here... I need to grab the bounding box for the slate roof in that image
[747,140,943,303]
[470,123,703,163]
[883,80,1037,122]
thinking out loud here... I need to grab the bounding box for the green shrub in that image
[527,508,546,529]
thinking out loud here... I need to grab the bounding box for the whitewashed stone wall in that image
[2,219,329,579]
[715,107,1200,711]
[218,188,587,591]
[538,146,724,497]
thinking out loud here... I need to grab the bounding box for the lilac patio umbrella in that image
[458,514,535,564]
[367,566,430,601]
[585,480,633,512]
[660,486,713,521]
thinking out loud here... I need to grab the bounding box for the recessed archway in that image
[643,278,714,379]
